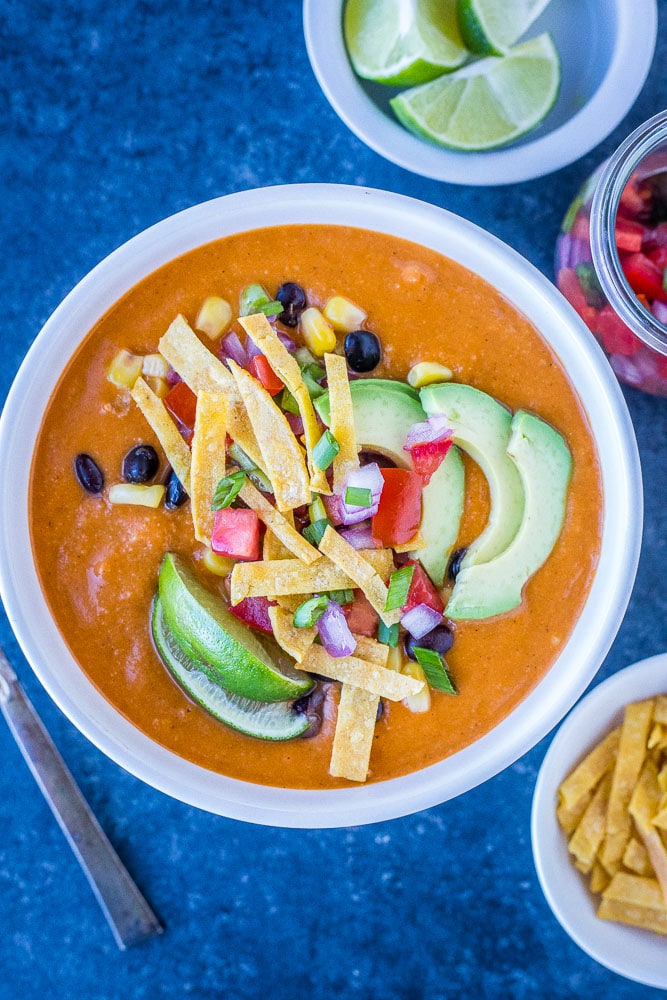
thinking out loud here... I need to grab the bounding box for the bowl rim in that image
[0,182,643,827]
[531,653,667,988]
[302,0,658,185]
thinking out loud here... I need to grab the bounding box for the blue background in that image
[1,2,666,997]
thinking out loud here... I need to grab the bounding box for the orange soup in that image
[29,225,603,788]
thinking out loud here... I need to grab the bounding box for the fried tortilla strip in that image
[648,723,665,750]
[329,684,379,783]
[296,644,424,701]
[323,351,359,494]
[229,548,392,604]
[601,699,654,872]
[238,313,330,495]
[568,773,612,874]
[190,391,227,545]
[393,533,425,553]
[319,525,400,628]
[158,315,264,471]
[652,805,667,831]
[238,479,320,564]
[352,635,390,667]
[268,606,316,661]
[228,360,311,511]
[131,377,192,493]
[623,837,653,877]
[654,695,667,725]
[629,757,667,900]
[557,725,621,811]
[589,860,611,894]
[598,873,667,935]
[557,789,594,837]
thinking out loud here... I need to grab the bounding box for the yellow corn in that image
[108,483,165,508]
[323,295,367,333]
[107,349,143,389]
[201,548,235,577]
[386,644,404,673]
[402,660,431,714]
[407,361,453,389]
[142,352,170,378]
[195,296,233,339]
[144,375,170,398]
[299,307,336,356]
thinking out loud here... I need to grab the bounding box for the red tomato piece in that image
[164,380,198,433]
[557,267,588,312]
[343,591,378,637]
[247,354,284,396]
[403,561,444,614]
[622,253,667,302]
[211,508,260,561]
[648,246,667,272]
[410,437,452,484]
[228,596,275,633]
[597,305,637,356]
[371,468,422,547]
[615,217,645,253]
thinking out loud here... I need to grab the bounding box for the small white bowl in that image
[532,653,667,989]
[303,0,658,185]
[0,184,642,826]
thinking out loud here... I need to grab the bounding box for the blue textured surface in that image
[1,2,666,997]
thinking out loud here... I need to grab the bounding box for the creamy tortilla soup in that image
[29,225,602,788]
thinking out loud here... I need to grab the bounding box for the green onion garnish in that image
[413,647,457,694]
[227,442,272,493]
[344,486,372,508]
[281,388,300,414]
[377,620,399,647]
[309,494,328,523]
[239,283,271,316]
[301,368,326,400]
[313,430,340,471]
[293,595,329,629]
[257,299,284,316]
[302,518,330,547]
[329,588,354,606]
[211,470,246,510]
[384,564,415,612]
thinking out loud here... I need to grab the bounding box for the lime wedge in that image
[158,552,313,703]
[457,0,553,55]
[344,0,467,86]
[151,597,311,740]
[390,33,560,151]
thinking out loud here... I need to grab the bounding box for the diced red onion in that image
[317,600,357,658]
[404,415,452,450]
[339,463,383,525]
[245,335,262,361]
[322,492,344,526]
[400,602,443,639]
[166,366,182,386]
[338,522,375,550]
[276,329,297,353]
[285,411,304,436]
[555,233,592,272]
[652,299,667,325]
[219,331,248,367]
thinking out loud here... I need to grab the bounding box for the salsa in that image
[29,224,603,788]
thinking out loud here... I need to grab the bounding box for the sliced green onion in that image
[329,588,354,606]
[281,388,300,414]
[240,282,271,316]
[257,299,284,316]
[384,564,415,612]
[227,442,272,493]
[561,195,582,234]
[302,518,330,547]
[211,470,246,510]
[377,620,400,647]
[293,595,329,629]
[309,494,328,523]
[313,430,340,471]
[301,368,326,399]
[413,647,457,694]
[344,486,372,508]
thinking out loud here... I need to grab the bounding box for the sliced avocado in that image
[417,445,465,586]
[151,597,311,740]
[445,410,572,620]
[158,553,313,702]
[420,382,524,567]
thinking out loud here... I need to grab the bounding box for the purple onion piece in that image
[245,335,262,361]
[404,415,452,450]
[276,329,298,353]
[317,600,357,658]
[652,299,667,325]
[219,331,248,367]
[285,411,304,436]
[338,522,375,550]
[340,462,383,524]
[400,602,443,640]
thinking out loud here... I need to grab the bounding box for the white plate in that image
[532,653,667,988]
[303,0,658,185]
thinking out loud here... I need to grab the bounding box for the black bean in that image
[447,546,468,582]
[404,623,454,661]
[276,282,307,327]
[74,453,104,494]
[164,470,188,509]
[344,330,382,373]
[122,444,159,484]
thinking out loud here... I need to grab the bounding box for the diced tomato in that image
[247,354,284,396]
[622,252,667,302]
[615,217,645,253]
[557,267,588,312]
[371,468,422,547]
[164,380,198,434]
[648,246,667,272]
[619,177,648,216]
[343,591,378,637]
[596,305,637,356]
[211,508,260,561]
[403,560,444,614]
[409,437,453,484]
[228,595,275,633]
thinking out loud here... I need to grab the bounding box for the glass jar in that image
[555,109,667,396]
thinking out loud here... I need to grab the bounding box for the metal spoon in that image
[0,645,163,949]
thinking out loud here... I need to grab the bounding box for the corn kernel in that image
[195,296,233,339]
[386,644,404,673]
[402,660,431,714]
[142,352,169,378]
[107,349,143,389]
[323,295,367,333]
[407,361,453,389]
[299,307,337,356]
[108,483,165,508]
[201,548,235,577]
[144,375,169,398]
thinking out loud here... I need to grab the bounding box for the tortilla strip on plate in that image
[629,757,667,900]
[229,548,392,604]
[190,391,227,545]
[319,526,401,628]
[598,872,667,935]
[557,725,621,811]
[323,351,359,494]
[130,377,192,493]
[296,644,423,701]
[567,773,612,874]
[329,684,379,783]
[238,479,320,564]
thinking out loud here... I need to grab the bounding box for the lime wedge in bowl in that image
[457,0,553,55]
[344,0,467,86]
[390,33,560,151]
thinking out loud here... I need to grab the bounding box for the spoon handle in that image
[0,648,163,949]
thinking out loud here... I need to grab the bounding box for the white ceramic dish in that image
[0,183,642,827]
[303,0,658,185]
[532,653,667,989]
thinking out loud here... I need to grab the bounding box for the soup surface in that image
[30,224,602,788]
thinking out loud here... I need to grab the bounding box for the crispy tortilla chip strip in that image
[648,723,665,749]
[158,315,264,471]
[653,806,667,831]
[597,897,667,935]
[352,635,390,667]
[589,860,611,894]
[296,644,424,701]
[557,790,594,837]
[393,533,425,553]
[238,314,330,495]
[131,377,192,493]
[329,684,379,783]
[623,837,653,877]
[238,480,320,564]
[228,360,311,512]
[190,391,227,545]
[319,526,400,628]
[629,757,667,900]
[654,695,667,725]
[598,873,667,934]
[323,352,359,494]
[568,773,612,874]
[268,606,316,661]
[229,548,392,604]
[558,725,621,811]
[601,699,654,872]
